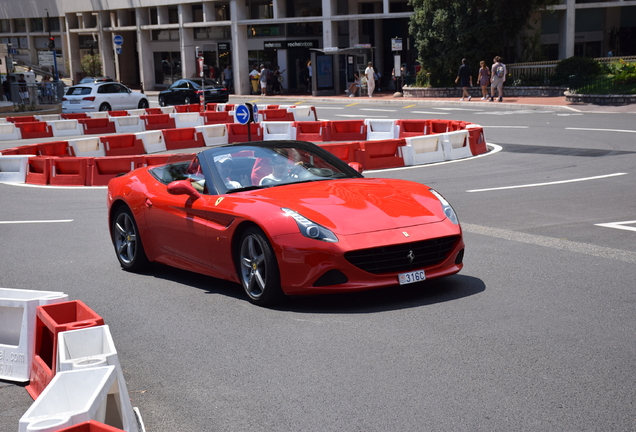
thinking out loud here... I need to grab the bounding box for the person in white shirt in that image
[216,156,242,189]
[364,62,375,98]
[260,156,290,185]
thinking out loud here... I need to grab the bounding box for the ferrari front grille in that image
[344,235,461,275]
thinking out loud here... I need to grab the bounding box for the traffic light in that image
[48,37,55,50]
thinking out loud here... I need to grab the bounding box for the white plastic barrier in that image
[0,155,33,183]
[127,109,147,117]
[35,114,61,122]
[87,112,110,119]
[58,325,140,432]
[262,121,296,141]
[0,117,7,123]
[441,130,472,160]
[0,288,68,382]
[364,119,398,141]
[287,106,317,122]
[0,122,22,141]
[135,130,166,154]
[400,134,445,166]
[159,106,175,114]
[170,112,204,129]
[112,116,145,133]
[195,124,228,147]
[216,103,231,112]
[19,366,124,432]
[68,137,105,157]
[47,120,84,137]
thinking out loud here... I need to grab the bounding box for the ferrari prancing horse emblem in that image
[407,250,415,263]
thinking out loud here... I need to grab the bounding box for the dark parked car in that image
[158,78,229,106]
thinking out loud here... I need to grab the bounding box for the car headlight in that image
[429,189,459,225]
[282,208,338,242]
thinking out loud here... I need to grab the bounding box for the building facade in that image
[0,0,415,95]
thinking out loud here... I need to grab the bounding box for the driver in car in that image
[259,155,291,185]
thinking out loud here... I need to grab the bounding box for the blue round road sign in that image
[113,35,124,46]
[235,105,250,125]
[252,103,259,123]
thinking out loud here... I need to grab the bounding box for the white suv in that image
[62,82,149,113]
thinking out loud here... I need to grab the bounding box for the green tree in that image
[81,54,102,77]
[409,0,559,86]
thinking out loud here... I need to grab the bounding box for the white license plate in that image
[70,100,81,104]
[398,269,426,285]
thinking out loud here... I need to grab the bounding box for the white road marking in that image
[410,111,449,115]
[435,108,483,111]
[595,220,636,232]
[1,183,107,189]
[359,108,397,112]
[566,127,636,134]
[466,173,627,193]
[475,110,555,115]
[314,106,345,110]
[336,114,387,118]
[482,126,529,129]
[462,223,636,263]
[0,219,73,224]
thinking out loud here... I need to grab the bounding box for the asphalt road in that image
[2,99,635,431]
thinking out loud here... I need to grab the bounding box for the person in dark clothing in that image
[2,77,10,101]
[455,59,473,101]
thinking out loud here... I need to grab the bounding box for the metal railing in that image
[568,76,615,94]
[7,82,66,106]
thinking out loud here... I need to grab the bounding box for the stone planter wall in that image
[403,86,566,98]
[564,91,636,105]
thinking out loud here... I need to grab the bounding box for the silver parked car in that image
[62,82,149,113]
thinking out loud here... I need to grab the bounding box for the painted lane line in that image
[462,223,636,264]
[566,127,636,134]
[435,108,483,112]
[595,220,636,232]
[410,111,449,115]
[360,108,397,112]
[345,103,360,107]
[336,114,387,118]
[314,106,345,110]
[0,219,74,224]
[402,104,416,109]
[482,126,529,129]
[466,173,627,193]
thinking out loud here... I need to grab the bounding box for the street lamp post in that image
[46,9,59,82]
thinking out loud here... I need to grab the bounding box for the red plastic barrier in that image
[201,111,231,125]
[37,141,72,156]
[174,104,200,113]
[221,104,235,112]
[15,122,53,139]
[49,157,91,186]
[88,155,144,186]
[141,113,176,130]
[294,121,328,142]
[143,153,195,167]
[318,142,360,164]
[26,300,105,399]
[10,144,40,155]
[79,117,117,135]
[327,120,367,142]
[163,127,205,150]
[264,105,280,109]
[26,157,51,185]
[7,116,37,123]
[206,103,218,111]
[61,113,88,120]
[56,420,126,432]
[100,134,146,157]
[145,107,163,115]
[0,147,19,155]
[430,120,451,134]
[467,126,487,155]
[260,108,294,122]
[227,123,262,143]
[107,110,128,117]
[355,138,406,170]
[396,119,431,138]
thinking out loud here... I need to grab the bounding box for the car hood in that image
[243,178,447,235]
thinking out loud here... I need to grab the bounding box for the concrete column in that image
[98,12,116,81]
[231,0,250,95]
[136,8,155,91]
[565,0,575,58]
[65,14,81,84]
[180,5,196,80]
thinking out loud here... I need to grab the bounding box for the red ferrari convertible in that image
[107,140,464,305]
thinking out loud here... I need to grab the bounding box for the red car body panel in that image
[108,150,464,297]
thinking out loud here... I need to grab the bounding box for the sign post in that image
[236,103,258,141]
[113,35,124,84]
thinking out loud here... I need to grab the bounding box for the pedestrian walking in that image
[259,64,268,96]
[478,60,490,100]
[455,58,473,101]
[365,62,375,97]
[223,65,233,93]
[490,56,507,102]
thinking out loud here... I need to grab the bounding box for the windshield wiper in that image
[226,185,269,193]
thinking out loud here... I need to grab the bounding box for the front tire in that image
[238,227,283,306]
[158,95,166,107]
[112,206,148,272]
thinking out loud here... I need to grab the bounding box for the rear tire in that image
[99,102,111,112]
[112,206,148,272]
[238,227,283,306]
[184,96,192,104]
[138,99,149,109]
[159,95,166,107]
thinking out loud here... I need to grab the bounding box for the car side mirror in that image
[167,180,201,199]
[348,162,364,173]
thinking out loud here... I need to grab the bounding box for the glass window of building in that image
[30,18,44,32]
[0,19,10,33]
[195,26,231,40]
[249,24,284,38]
[150,7,159,25]
[286,0,322,17]
[287,22,322,37]
[216,3,230,21]
[168,7,179,24]
[248,0,274,19]
[192,5,204,22]
[14,19,27,33]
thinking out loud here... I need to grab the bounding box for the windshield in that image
[189,78,221,88]
[198,142,362,194]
